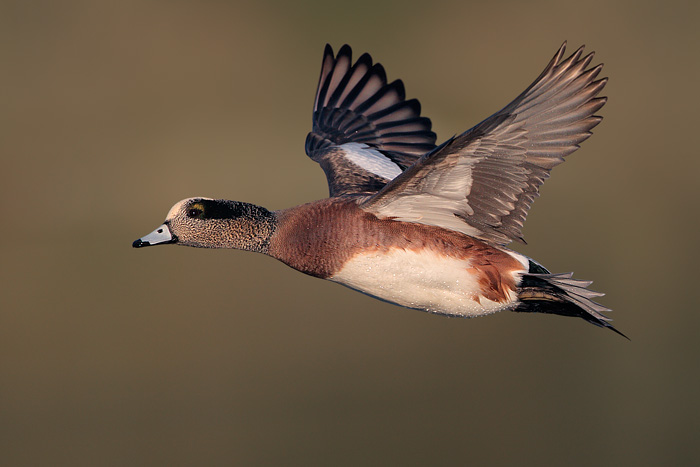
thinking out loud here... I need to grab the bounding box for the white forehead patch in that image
[166,197,212,219]
[339,142,402,180]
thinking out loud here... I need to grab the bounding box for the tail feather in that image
[515,262,627,339]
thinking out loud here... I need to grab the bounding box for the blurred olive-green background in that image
[2,1,698,465]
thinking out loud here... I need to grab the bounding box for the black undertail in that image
[513,260,627,339]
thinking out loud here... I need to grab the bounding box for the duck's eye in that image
[188,208,203,218]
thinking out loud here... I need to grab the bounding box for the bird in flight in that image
[134,43,624,337]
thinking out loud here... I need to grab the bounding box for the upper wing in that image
[361,43,607,245]
[305,44,437,197]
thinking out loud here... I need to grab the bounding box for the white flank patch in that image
[340,142,402,180]
[505,249,530,270]
[330,248,520,317]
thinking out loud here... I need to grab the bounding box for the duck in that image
[134,42,625,337]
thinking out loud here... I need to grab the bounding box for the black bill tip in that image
[132,239,149,248]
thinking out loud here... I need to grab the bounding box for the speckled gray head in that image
[133,197,275,252]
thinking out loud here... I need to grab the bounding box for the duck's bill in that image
[132,223,178,248]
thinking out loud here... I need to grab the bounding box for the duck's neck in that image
[226,203,277,254]
[238,205,277,254]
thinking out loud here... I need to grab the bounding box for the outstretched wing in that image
[305,44,437,197]
[361,43,607,245]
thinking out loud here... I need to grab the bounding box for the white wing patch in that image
[340,142,402,180]
[362,148,485,238]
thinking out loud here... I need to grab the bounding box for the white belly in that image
[329,248,524,317]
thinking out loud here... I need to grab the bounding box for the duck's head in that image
[132,197,275,252]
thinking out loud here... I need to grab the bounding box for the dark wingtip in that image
[337,44,352,59]
[323,43,334,58]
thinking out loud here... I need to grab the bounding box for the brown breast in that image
[267,198,524,303]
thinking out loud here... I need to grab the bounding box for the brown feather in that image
[269,199,523,302]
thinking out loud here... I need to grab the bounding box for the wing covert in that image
[361,43,607,245]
